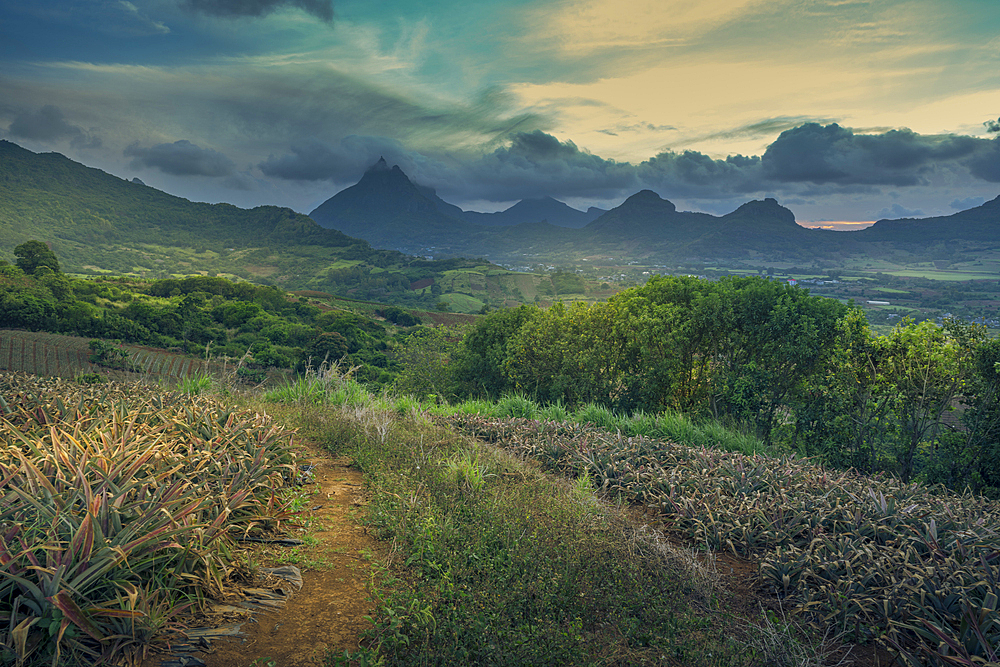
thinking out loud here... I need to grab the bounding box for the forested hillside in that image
[0,242,422,385]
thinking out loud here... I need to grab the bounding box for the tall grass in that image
[437,394,768,458]
[264,360,370,407]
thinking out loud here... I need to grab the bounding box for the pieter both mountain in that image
[3,140,1000,273]
[309,157,1000,265]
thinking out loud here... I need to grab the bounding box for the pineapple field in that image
[0,330,227,382]
[446,414,1000,666]
[0,372,304,666]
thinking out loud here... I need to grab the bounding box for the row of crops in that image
[0,372,303,666]
[445,414,1000,666]
[0,330,227,382]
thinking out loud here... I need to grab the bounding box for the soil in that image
[142,440,381,667]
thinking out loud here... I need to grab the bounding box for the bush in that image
[87,339,135,370]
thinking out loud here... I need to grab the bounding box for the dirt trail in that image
[144,442,380,667]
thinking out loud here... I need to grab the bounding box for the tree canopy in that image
[14,240,61,275]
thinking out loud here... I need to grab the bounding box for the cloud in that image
[181,0,334,22]
[6,105,102,148]
[254,124,1000,208]
[761,123,981,186]
[117,2,170,35]
[125,140,236,177]
[259,136,419,182]
[950,196,986,210]
[461,130,639,200]
[875,203,925,219]
[688,116,827,145]
[964,138,1000,182]
[638,150,762,195]
[223,171,260,191]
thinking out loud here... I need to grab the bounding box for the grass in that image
[442,394,769,458]
[259,381,780,665]
[878,269,1000,280]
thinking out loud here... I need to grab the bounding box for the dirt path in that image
[145,442,380,667]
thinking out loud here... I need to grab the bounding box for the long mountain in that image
[309,158,1000,264]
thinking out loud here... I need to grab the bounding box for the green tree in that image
[792,309,898,473]
[608,275,726,414]
[451,305,539,398]
[304,332,349,366]
[882,319,979,483]
[713,277,846,443]
[921,325,1000,492]
[506,301,618,406]
[391,327,457,399]
[14,240,61,275]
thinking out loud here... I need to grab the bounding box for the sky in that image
[3,0,1000,229]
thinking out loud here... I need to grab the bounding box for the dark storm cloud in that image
[761,123,980,186]
[455,124,996,202]
[462,130,638,200]
[259,136,410,182]
[638,150,762,195]
[964,138,1000,182]
[7,105,101,148]
[181,0,334,22]
[257,124,1000,207]
[125,140,236,177]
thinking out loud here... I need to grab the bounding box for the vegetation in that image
[0,372,302,666]
[443,413,1000,667]
[0,261,414,385]
[3,235,1000,665]
[0,143,619,313]
[263,370,772,666]
[436,275,1000,496]
[261,367,999,666]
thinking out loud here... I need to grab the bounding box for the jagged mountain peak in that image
[367,156,390,173]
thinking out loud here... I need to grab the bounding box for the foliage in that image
[0,246,397,385]
[381,306,421,327]
[0,372,302,666]
[447,276,1000,493]
[449,305,539,398]
[389,327,457,399]
[14,240,61,276]
[87,338,135,371]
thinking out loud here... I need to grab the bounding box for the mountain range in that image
[309,158,1000,265]
[3,140,999,279]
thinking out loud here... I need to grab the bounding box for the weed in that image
[176,373,213,395]
[494,392,538,419]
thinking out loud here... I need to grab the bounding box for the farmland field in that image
[0,329,227,381]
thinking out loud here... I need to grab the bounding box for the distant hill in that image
[6,140,1000,279]
[858,195,1000,244]
[462,197,605,228]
